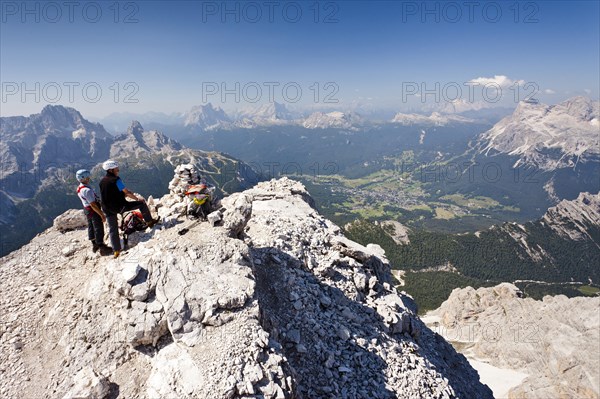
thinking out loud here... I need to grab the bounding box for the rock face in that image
[53,209,87,232]
[428,283,600,399]
[0,175,492,399]
[542,191,600,241]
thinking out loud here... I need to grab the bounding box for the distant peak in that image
[127,120,144,135]
[41,104,70,113]
[521,98,540,105]
[40,104,81,118]
[561,95,592,104]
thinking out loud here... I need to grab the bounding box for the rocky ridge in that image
[541,191,600,243]
[0,174,492,398]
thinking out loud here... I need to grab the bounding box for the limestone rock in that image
[62,367,109,399]
[428,283,600,398]
[54,209,87,232]
[220,194,252,237]
[207,210,223,226]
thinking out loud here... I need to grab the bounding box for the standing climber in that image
[75,169,111,255]
[99,160,159,258]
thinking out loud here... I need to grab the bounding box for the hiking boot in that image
[92,243,100,253]
[114,250,121,258]
[146,217,161,229]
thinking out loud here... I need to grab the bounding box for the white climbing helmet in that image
[102,159,119,171]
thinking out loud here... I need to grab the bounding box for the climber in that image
[75,169,112,255]
[185,183,215,220]
[99,159,160,258]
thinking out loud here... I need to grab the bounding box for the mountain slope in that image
[0,176,492,398]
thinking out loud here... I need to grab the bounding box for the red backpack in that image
[121,210,147,235]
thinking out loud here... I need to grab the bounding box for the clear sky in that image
[1,0,598,117]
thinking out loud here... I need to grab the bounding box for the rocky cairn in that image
[0,167,493,399]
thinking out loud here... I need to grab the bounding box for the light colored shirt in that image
[77,184,99,208]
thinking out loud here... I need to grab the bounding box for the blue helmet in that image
[76,169,91,182]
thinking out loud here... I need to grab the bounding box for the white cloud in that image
[544,89,556,94]
[584,89,592,94]
[468,75,525,88]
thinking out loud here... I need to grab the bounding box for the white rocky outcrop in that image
[53,209,88,232]
[426,283,600,399]
[62,367,109,399]
[0,173,492,398]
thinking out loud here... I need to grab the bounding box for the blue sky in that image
[1,0,598,117]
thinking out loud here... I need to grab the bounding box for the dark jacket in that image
[99,172,126,215]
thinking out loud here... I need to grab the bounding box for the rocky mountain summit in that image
[0,175,492,398]
[426,283,600,398]
[183,103,232,130]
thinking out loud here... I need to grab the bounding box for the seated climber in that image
[99,159,160,258]
[185,183,215,219]
[75,169,112,255]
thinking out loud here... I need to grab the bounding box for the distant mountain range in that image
[94,100,516,133]
[391,111,475,126]
[94,111,185,133]
[93,98,599,144]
